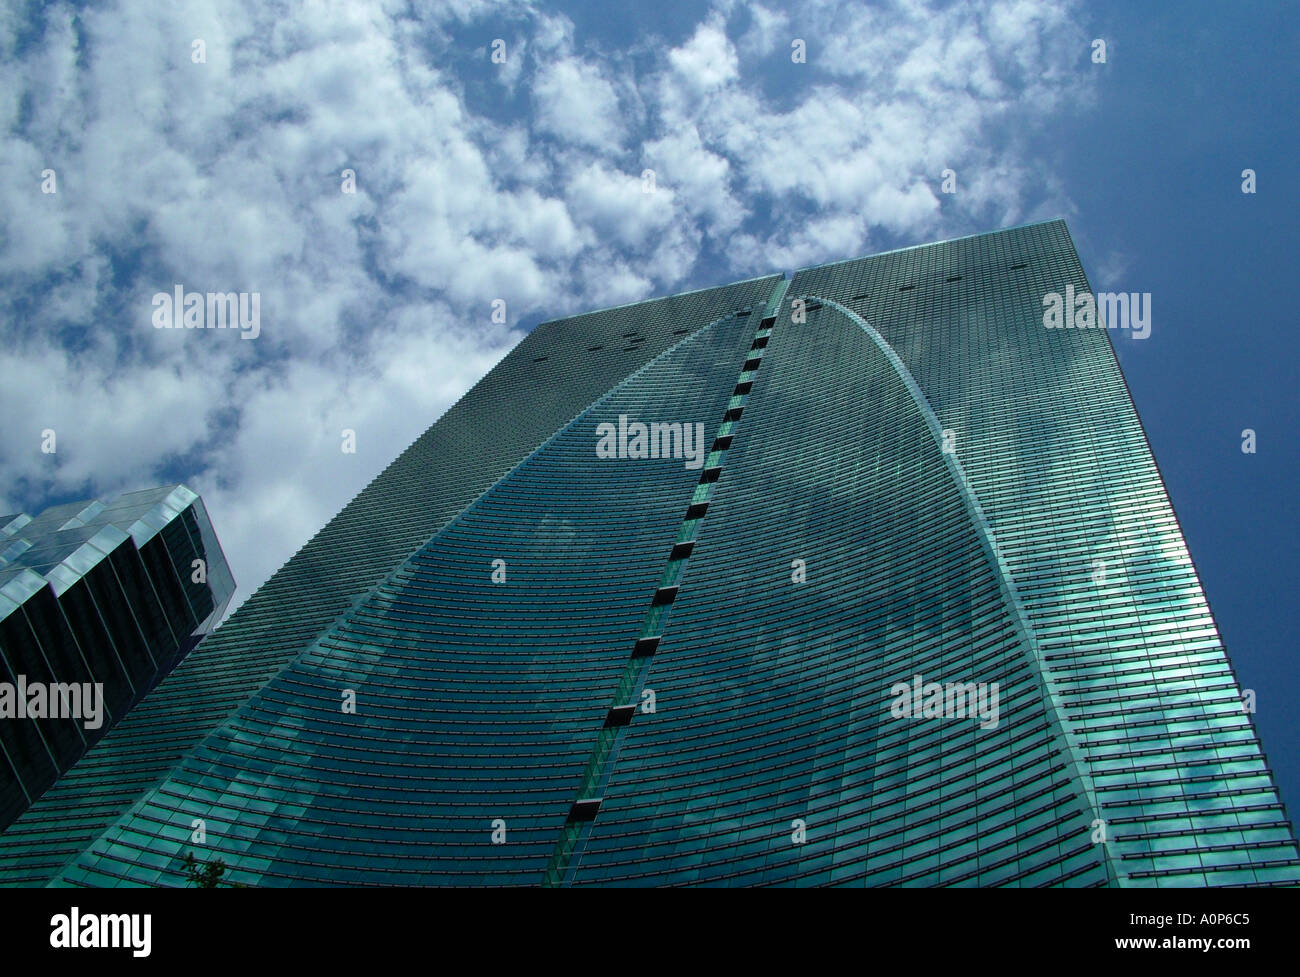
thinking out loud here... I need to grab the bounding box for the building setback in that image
[0,221,1294,886]
[0,485,234,832]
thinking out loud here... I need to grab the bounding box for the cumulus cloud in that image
[533,58,627,152]
[735,4,789,61]
[668,17,740,93]
[0,0,1094,613]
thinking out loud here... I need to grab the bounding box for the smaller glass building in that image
[0,484,234,831]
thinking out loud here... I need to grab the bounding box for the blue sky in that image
[2,1,1297,816]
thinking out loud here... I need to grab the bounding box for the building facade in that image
[0,484,234,832]
[1,221,1294,886]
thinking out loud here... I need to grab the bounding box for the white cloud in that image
[533,58,625,153]
[667,17,739,93]
[736,4,789,61]
[565,162,676,250]
[644,126,744,234]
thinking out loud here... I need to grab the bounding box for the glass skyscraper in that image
[1,220,1294,886]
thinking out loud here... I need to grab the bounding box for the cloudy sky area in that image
[2,2,1298,801]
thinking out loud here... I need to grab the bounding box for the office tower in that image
[1,220,1293,886]
[0,484,234,832]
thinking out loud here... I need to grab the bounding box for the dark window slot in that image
[733,381,752,395]
[604,705,636,728]
[724,407,743,421]
[567,798,602,823]
[750,336,768,350]
[743,357,761,371]
[633,635,662,658]
[673,329,688,335]
[685,502,709,520]
[736,309,752,317]
[586,345,604,352]
[533,355,549,361]
[711,434,733,451]
[946,275,962,282]
[652,585,679,606]
[670,541,694,561]
[1010,263,1027,270]
[758,316,776,329]
[700,467,722,484]
[851,293,868,302]
[898,285,914,292]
